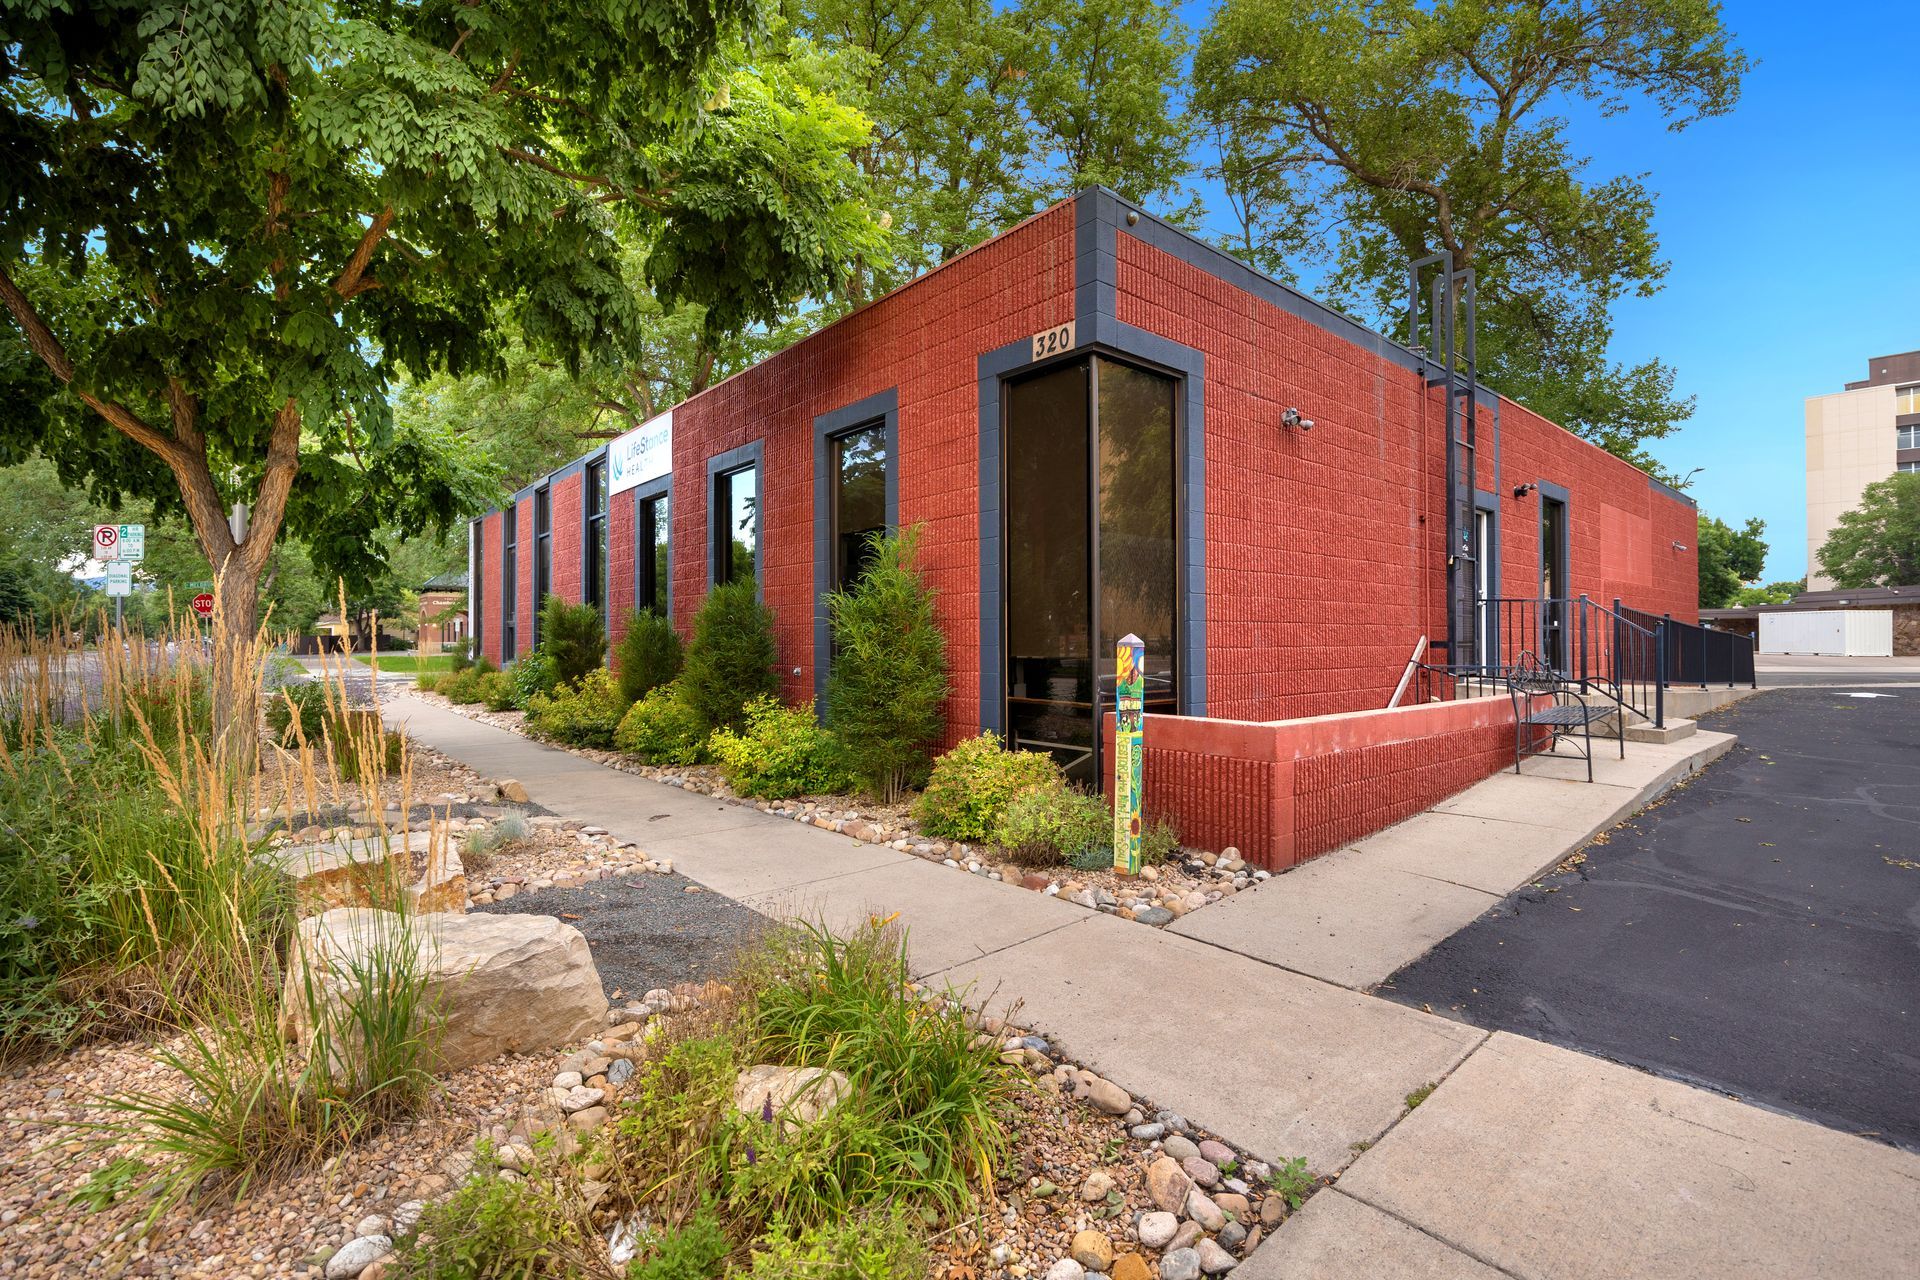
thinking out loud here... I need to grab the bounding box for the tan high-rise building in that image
[1805,349,1920,589]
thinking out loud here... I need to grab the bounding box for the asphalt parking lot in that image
[1383,686,1920,1149]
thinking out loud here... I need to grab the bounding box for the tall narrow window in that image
[713,465,757,585]
[639,493,670,614]
[584,459,608,615]
[1096,361,1178,720]
[831,425,888,589]
[471,522,484,657]
[502,501,518,660]
[533,485,552,645]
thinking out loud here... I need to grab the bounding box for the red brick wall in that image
[515,500,535,653]
[478,513,503,665]
[1107,697,1531,871]
[607,488,637,651]
[654,202,1077,722]
[550,471,583,606]
[1112,232,1697,721]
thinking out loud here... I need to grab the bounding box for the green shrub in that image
[537,593,606,687]
[524,668,627,749]
[1141,816,1182,866]
[616,608,684,705]
[614,683,710,765]
[394,1155,591,1278]
[508,649,558,708]
[912,733,1062,843]
[265,681,329,745]
[708,696,851,800]
[478,670,517,712]
[992,784,1109,866]
[447,639,476,674]
[746,1212,924,1279]
[824,526,950,803]
[632,1210,732,1280]
[681,579,777,733]
[440,655,497,705]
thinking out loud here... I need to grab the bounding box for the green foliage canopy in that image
[1193,0,1751,473]
[1817,473,1920,590]
[1696,514,1768,608]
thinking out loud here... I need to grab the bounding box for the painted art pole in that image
[1113,633,1145,877]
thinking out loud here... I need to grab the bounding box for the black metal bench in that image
[1507,651,1624,782]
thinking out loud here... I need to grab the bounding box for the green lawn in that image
[351,653,460,672]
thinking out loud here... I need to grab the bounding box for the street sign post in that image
[1112,633,1145,876]
[190,592,215,620]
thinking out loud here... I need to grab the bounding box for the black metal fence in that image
[1433,596,1756,729]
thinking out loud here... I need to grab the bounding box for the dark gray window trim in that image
[501,501,520,662]
[976,325,1206,736]
[812,388,900,704]
[531,483,552,650]
[581,448,609,630]
[1536,478,1572,601]
[1472,489,1502,666]
[628,473,673,624]
[704,440,765,598]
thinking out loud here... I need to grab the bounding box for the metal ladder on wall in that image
[1408,254,1479,672]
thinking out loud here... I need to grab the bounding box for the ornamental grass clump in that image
[823,526,949,802]
[1,610,445,1217]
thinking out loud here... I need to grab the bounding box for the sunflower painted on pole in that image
[1113,633,1146,876]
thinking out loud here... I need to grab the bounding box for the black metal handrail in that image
[1616,603,1757,691]
[1451,595,1664,728]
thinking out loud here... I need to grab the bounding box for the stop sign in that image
[190,592,215,619]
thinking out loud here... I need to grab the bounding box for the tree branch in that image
[0,262,186,464]
[333,207,395,299]
[240,398,302,577]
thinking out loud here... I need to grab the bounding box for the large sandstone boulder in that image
[282,909,608,1073]
[731,1064,852,1133]
[407,836,468,914]
[267,831,431,912]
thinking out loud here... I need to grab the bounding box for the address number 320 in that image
[1031,321,1076,361]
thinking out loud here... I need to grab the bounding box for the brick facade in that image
[470,189,1697,867]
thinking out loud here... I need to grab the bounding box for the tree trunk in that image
[209,553,265,771]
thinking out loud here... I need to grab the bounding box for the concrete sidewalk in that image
[387,694,1920,1278]
[1169,732,1734,990]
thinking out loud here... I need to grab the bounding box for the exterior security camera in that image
[1281,407,1314,431]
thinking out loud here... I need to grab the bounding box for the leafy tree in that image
[1193,0,1750,472]
[0,0,878,744]
[1696,514,1768,608]
[1817,474,1920,590]
[681,579,778,733]
[1734,579,1804,607]
[825,527,951,802]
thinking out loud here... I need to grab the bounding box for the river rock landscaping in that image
[402,686,1268,929]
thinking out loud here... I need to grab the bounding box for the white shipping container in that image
[1759,609,1894,657]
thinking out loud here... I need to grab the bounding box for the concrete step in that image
[1626,717,1697,744]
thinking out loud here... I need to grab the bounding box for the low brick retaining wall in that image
[1107,695,1524,872]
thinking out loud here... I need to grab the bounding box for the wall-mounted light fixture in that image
[1512,482,1537,499]
[1671,541,1689,552]
[1281,407,1314,431]
[1125,210,1140,226]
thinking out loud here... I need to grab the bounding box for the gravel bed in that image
[472,873,768,1003]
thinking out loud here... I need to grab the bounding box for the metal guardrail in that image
[1617,603,1757,691]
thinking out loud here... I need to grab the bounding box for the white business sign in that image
[607,409,673,496]
[105,563,133,597]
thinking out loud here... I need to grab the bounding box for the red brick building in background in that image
[468,189,1698,870]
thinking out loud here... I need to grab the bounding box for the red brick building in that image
[468,190,1698,867]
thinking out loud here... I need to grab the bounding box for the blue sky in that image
[1172,2,1920,581]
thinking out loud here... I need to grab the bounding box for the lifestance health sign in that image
[607,409,673,496]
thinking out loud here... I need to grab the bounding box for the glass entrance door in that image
[1004,357,1178,783]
